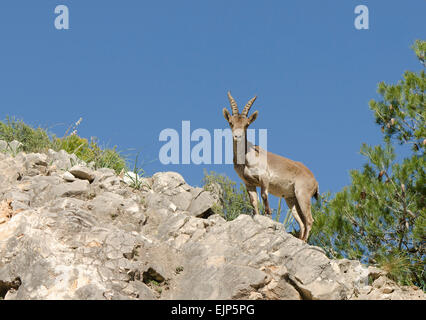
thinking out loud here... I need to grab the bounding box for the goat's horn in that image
[241,96,257,117]
[227,91,239,115]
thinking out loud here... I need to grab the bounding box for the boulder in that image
[146,172,217,217]
[69,166,95,183]
[62,171,76,182]
[187,188,216,218]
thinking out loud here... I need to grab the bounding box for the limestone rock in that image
[62,171,76,182]
[54,180,90,198]
[0,140,23,155]
[69,166,95,183]
[187,188,216,218]
[0,145,423,300]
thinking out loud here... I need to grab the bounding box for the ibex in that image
[222,92,319,242]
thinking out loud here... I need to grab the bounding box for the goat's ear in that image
[248,111,258,124]
[223,108,231,122]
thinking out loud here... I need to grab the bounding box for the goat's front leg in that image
[246,185,259,215]
[261,187,272,215]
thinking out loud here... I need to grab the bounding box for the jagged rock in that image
[4,191,31,206]
[54,180,90,198]
[354,275,424,300]
[0,146,424,300]
[187,188,216,218]
[367,265,388,281]
[69,166,95,183]
[0,140,23,155]
[146,172,217,217]
[62,172,76,182]
[9,141,23,154]
[23,153,48,167]
[151,172,189,195]
[46,149,81,171]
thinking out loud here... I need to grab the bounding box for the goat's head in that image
[223,91,258,143]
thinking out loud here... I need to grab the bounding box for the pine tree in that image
[310,40,425,289]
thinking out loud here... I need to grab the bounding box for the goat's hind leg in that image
[295,190,314,242]
[284,197,305,240]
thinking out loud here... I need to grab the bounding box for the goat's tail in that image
[313,185,320,201]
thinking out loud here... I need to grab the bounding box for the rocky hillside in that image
[0,140,424,300]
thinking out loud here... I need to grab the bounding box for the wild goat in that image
[222,92,319,242]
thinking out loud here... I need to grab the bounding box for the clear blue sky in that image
[1,1,425,203]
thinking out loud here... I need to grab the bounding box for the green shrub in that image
[202,170,253,221]
[310,40,425,290]
[0,117,127,174]
[53,135,126,174]
[0,116,52,152]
